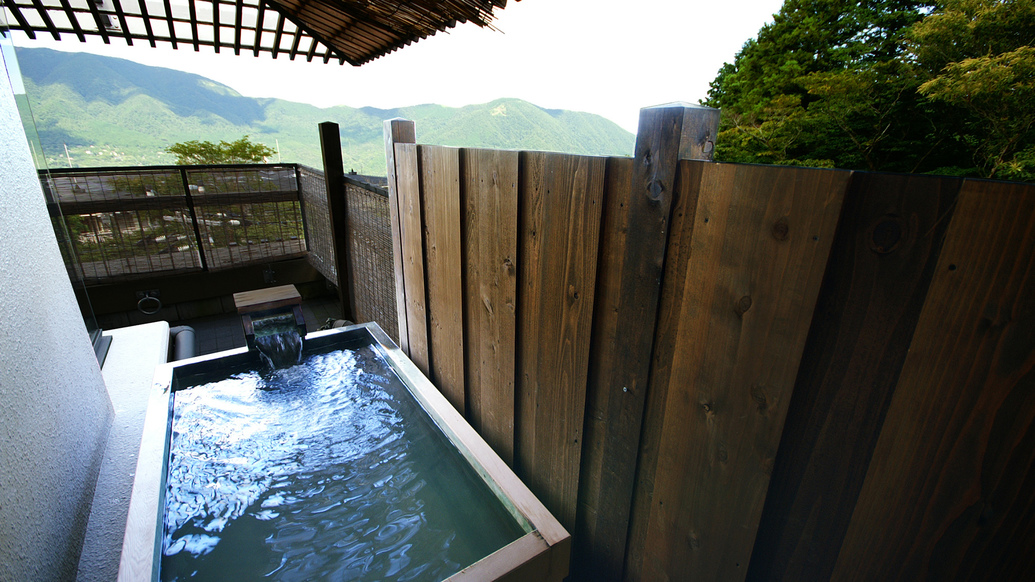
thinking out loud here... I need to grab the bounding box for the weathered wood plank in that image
[394,143,430,376]
[831,179,1035,581]
[420,145,465,413]
[624,159,705,581]
[675,103,721,162]
[574,104,719,582]
[573,156,636,579]
[627,162,850,581]
[746,172,962,581]
[462,148,519,465]
[516,151,606,532]
[383,119,416,354]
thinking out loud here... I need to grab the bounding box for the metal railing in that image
[45,162,399,340]
[44,164,306,283]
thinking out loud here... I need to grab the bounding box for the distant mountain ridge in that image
[16,47,635,174]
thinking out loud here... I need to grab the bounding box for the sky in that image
[12,0,785,134]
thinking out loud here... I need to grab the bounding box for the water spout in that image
[251,313,303,369]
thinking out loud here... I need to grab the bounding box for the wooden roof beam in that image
[136,0,157,47]
[188,0,200,50]
[56,0,86,42]
[288,22,302,60]
[270,5,356,64]
[305,35,318,62]
[83,0,111,43]
[233,0,243,55]
[28,0,60,40]
[271,12,285,58]
[213,0,221,52]
[110,0,134,45]
[252,0,265,56]
[161,0,177,49]
[4,1,37,40]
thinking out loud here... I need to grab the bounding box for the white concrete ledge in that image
[77,322,170,582]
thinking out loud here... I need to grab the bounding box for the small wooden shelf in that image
[233,284,301,314]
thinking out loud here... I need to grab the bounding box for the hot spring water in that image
[161,344,524,581]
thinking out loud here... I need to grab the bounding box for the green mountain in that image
[16,47,635,175]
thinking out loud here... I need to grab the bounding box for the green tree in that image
[705,0,969,173]
[910,0,1035,180]
[165,135,275,165]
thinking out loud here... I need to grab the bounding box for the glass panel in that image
[1,18,105,359]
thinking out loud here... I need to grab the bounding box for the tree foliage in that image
[165,135,275,165]
[911,0,1035,179]
[706,0,1035,181]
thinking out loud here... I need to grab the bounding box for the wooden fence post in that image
[573,103,719,582]
[384,119,416,354]
[319,121,355,321]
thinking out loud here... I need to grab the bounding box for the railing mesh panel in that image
[298,166,337,285]
[46,164,306,282]
[345,181,398,342]
[47,168,203,282]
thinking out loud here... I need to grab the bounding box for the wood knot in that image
[772,218,789,241]
[750,384,768,414]
[568,285,580,302]
[735,296,752,316]
[646,179,665,203]
[502,257,514,272]
[701,402,713,413]
[717,443,729,464]
[869,216,904,254]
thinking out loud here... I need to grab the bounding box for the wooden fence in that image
[382,105,1035,581]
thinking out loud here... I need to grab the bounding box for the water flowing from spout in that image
[251,313,303,369]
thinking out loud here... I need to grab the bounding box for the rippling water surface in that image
[162,344,524,581]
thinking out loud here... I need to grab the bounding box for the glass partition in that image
[0,21,109,363]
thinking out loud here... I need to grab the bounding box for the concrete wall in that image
[0,50,114,580]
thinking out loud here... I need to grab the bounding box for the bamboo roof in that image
[2,0,512,65]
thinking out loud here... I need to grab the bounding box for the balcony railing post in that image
[319,121,356,321]
[179,166,209,271]
[293,164,310,253]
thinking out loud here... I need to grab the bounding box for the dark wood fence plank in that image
[574,102,719,582]
[573,156,635,580]
[318,122,355,320]
[746,173,962,581]
[462,148,519,465]
[516,151,606,532]
[394,143,430,375]
[420,146,465,413]
[625,159,706,581]
[832,180,1035,581]
[628,163,849,581]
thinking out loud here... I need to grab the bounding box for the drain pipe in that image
[169,326,197,361]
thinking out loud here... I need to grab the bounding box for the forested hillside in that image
[705,0,1034,181]
[16,48,635,175]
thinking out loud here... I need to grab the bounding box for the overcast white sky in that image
[13,0,784,133]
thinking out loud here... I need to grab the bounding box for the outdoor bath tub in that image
[116,322,569,581]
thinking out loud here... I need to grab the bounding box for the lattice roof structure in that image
[2,0,511,65]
